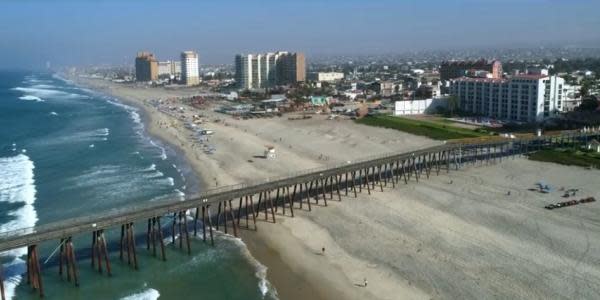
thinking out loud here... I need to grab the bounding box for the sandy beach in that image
[73,77,600,300]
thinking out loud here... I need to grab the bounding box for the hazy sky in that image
[1,0,599,69]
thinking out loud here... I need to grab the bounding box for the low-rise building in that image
[562,84,582,112]
[310,72,344,82]
[394,98,448,116]
[158,61,181,77]
[371,81,395,97]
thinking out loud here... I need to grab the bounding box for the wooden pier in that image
[0,131,597,298]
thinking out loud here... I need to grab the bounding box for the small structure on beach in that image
[587,139,600,153]
[264,145,276,159]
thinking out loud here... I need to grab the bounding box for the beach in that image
[73,77,600,300]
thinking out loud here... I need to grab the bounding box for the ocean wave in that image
[30,84,58,90]
[149,140,167,160]
[11,87,89,100]
[142,170,164,179]
[52,73,72,84]
[227,236,279,299]
[42,128,110,146]
[143,164,157,172]
[65,164,176,199]
[23,78,52,84]
[2,259,25,300]
[0,154,39,300]
[120,288,160,300]
[49,111,59,116]
[0,154,37,206]
[18,95,45,102]
[105,98,145,136]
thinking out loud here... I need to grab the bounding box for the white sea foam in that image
[142,170,164,179]
[231,236,278,298]
[43,128,110,145]
[131,111,142,125]
[23,78,52,84]
[30,84,57,89]
[52,73,72,84]
[120,288,160,300]
[2,259,25,300]
[143,164,157,172]
[150,140,168,160]
[12,87,88,100]
[18,95,45,102]
[0,154,39,300]
[49,111,59,116]
[66,164,175,200]
[174,188,185,198]
[202,233,278,299]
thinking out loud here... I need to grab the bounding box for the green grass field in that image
[528,149,600,168]
[355,115,488,140]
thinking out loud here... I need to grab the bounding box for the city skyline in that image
[2,0,600,69]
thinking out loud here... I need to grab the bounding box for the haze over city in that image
[2,0,600,68]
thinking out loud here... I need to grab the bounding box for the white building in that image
[562,84,582,112]
[181,51,200,86]
[157,61,182,77]
[235,54,253,89]
[394,98,448,116]
[310,72,345,82]
[450,74,566,123]
[235,51,292,90]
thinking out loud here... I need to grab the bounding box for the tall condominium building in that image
[450,73,565,123]
[235,51,305,90]
[181,51,200,86]
[440,60,502,81]
[277,52,306,85]
[135,52,158,82]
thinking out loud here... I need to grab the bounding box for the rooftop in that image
[511,74,549,80]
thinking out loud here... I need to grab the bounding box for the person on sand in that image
[321,247,325,255]
[363,278,368,287]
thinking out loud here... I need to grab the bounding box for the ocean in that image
[0,71,276,299]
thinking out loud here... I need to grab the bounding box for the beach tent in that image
[586,139,600,153]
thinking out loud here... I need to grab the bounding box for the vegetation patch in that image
[528,149,600,169]
[355,115,488,140]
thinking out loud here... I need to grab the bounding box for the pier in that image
[0,131,598,298]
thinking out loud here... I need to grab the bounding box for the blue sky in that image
[1,0,599,69]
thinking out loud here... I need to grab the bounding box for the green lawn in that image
[528,149,600,168]
[355,115,488,140]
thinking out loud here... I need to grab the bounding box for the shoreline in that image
[67,75,442,300]
[45,75,600,299]
[70,78,210,193]
[68,76,321,300]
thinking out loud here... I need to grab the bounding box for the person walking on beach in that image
[321,247,325,255]
[363,278,368,287]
